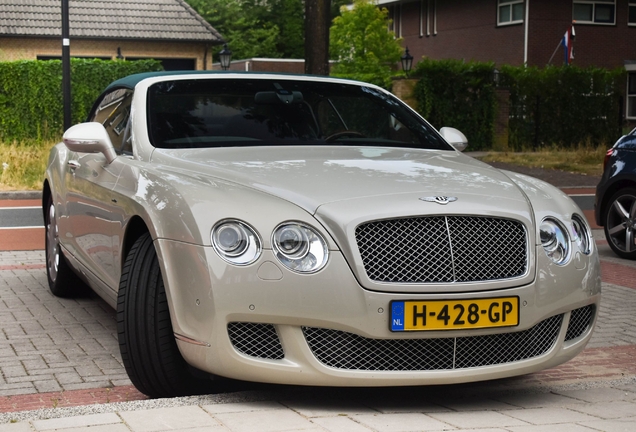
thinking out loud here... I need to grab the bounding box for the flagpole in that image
[547,39,562,66]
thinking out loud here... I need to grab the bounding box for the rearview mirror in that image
[440,127,468,152]
[63,122,117,164]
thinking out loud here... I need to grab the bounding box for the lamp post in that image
[219,44,232,70]
[492,68,500,87]
[401,47,413,77]
[61,0,71,130]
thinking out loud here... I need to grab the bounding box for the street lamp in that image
[492,68,500,87]
[219,44,232,70]
[401,47,413,77]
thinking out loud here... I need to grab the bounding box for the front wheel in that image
[44,195,87,297]
[603,187,636,260]
[117,233,215,398]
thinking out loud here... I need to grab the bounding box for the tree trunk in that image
[305,0,330,75]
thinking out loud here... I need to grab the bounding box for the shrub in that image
[0,58,162,142]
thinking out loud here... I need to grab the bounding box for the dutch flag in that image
[561,26,575,65]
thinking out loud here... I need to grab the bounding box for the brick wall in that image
[392,0,636,69]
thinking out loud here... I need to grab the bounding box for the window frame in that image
[572,0,616,25]
[629,0,636,25]
[627,72,636,120]
[497,0,525,27]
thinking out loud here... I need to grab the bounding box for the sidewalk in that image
[0,376,635,431]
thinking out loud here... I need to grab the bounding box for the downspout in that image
[203,45,209,70]
[524,0,529,65]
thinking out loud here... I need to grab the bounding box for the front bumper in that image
[156,239,601,386]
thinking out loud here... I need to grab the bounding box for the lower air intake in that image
[303,315,562,371]
[227,322,284,360]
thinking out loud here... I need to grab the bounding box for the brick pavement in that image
[0,240,635,415]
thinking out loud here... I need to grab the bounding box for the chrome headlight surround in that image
[211,219,262,265]
[571,214,593,255]
[539,217,571,265]
[272,222,329,273]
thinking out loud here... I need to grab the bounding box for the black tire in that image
[117,233,214,398]
[44,195,87,297]
[603,187,636,260]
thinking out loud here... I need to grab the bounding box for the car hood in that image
[151,146,530,214]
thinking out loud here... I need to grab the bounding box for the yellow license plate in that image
[390,297,519,331]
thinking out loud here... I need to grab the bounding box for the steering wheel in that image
[325,130,366,142]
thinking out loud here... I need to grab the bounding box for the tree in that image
[305,0,331,74]
[329,0,403,88]
[186,0,281,60]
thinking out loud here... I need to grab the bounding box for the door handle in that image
[67,160,81,170]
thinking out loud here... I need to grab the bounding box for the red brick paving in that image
[0,386,147,413]
[0,228,44,251]
[0,199,40,208]
[601,261,636,290]
[511,345,636,387]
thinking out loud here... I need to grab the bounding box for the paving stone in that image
[502,407,601,424]
[569,401,636,419]
[119,406,219,431]
[282,399,377,417]
[492,392,584,408]
[0,422,35,432]
[352,412,455,431]
[32,412,121,431]
[428,410,530,429]
[577,418,636,432]
[556,387,636,402]
[213,409,319,432]
[202,401,286,414]
[310,416,375,432]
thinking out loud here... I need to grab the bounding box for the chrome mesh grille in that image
[565,306,594,341]
[227,322,284,359]
[303,315,562,371]
[355,216,527,283]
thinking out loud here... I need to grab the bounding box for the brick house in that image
[379,0,636,120]
[0,0,224,70]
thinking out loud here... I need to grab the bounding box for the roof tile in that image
[0,0,223,42]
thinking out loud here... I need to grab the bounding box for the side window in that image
[627,73,636,120]
[498,0,524,26]
[573,1,615,24]
[89,88,134,153]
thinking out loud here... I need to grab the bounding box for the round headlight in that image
[571,214,592,255]
[540,218,570,265]
[272,222,328,273]
[211,220,261,265]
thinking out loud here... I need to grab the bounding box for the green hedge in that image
[410,59,625,150]
[500,65,625,149]
[412,59,497,151]
[0,59,163,142]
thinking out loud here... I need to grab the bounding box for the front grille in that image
[565,305,594,341]
[303,315,562,371]
[355,216,527,283]
[227,322,284,359]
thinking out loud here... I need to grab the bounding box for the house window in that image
[628,73,636,119]
[629,0,636,25]
[573,1,615,24]
[498,0,524,25]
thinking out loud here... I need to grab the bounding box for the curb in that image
[0,191,42,200]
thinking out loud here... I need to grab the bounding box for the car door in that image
[65,88,132,290]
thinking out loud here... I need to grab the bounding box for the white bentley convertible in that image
[43,72,601,398]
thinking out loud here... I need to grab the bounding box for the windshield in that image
[146,78,451,151]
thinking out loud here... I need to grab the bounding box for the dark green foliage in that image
[412,59,496,150]
[411,59,625,150]
[500,65,625,150]
[0,58,162,142]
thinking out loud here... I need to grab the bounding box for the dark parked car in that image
[595,127,636,260]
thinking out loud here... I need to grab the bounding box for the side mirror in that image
[440,127,468,152]
[63,122,117,164]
